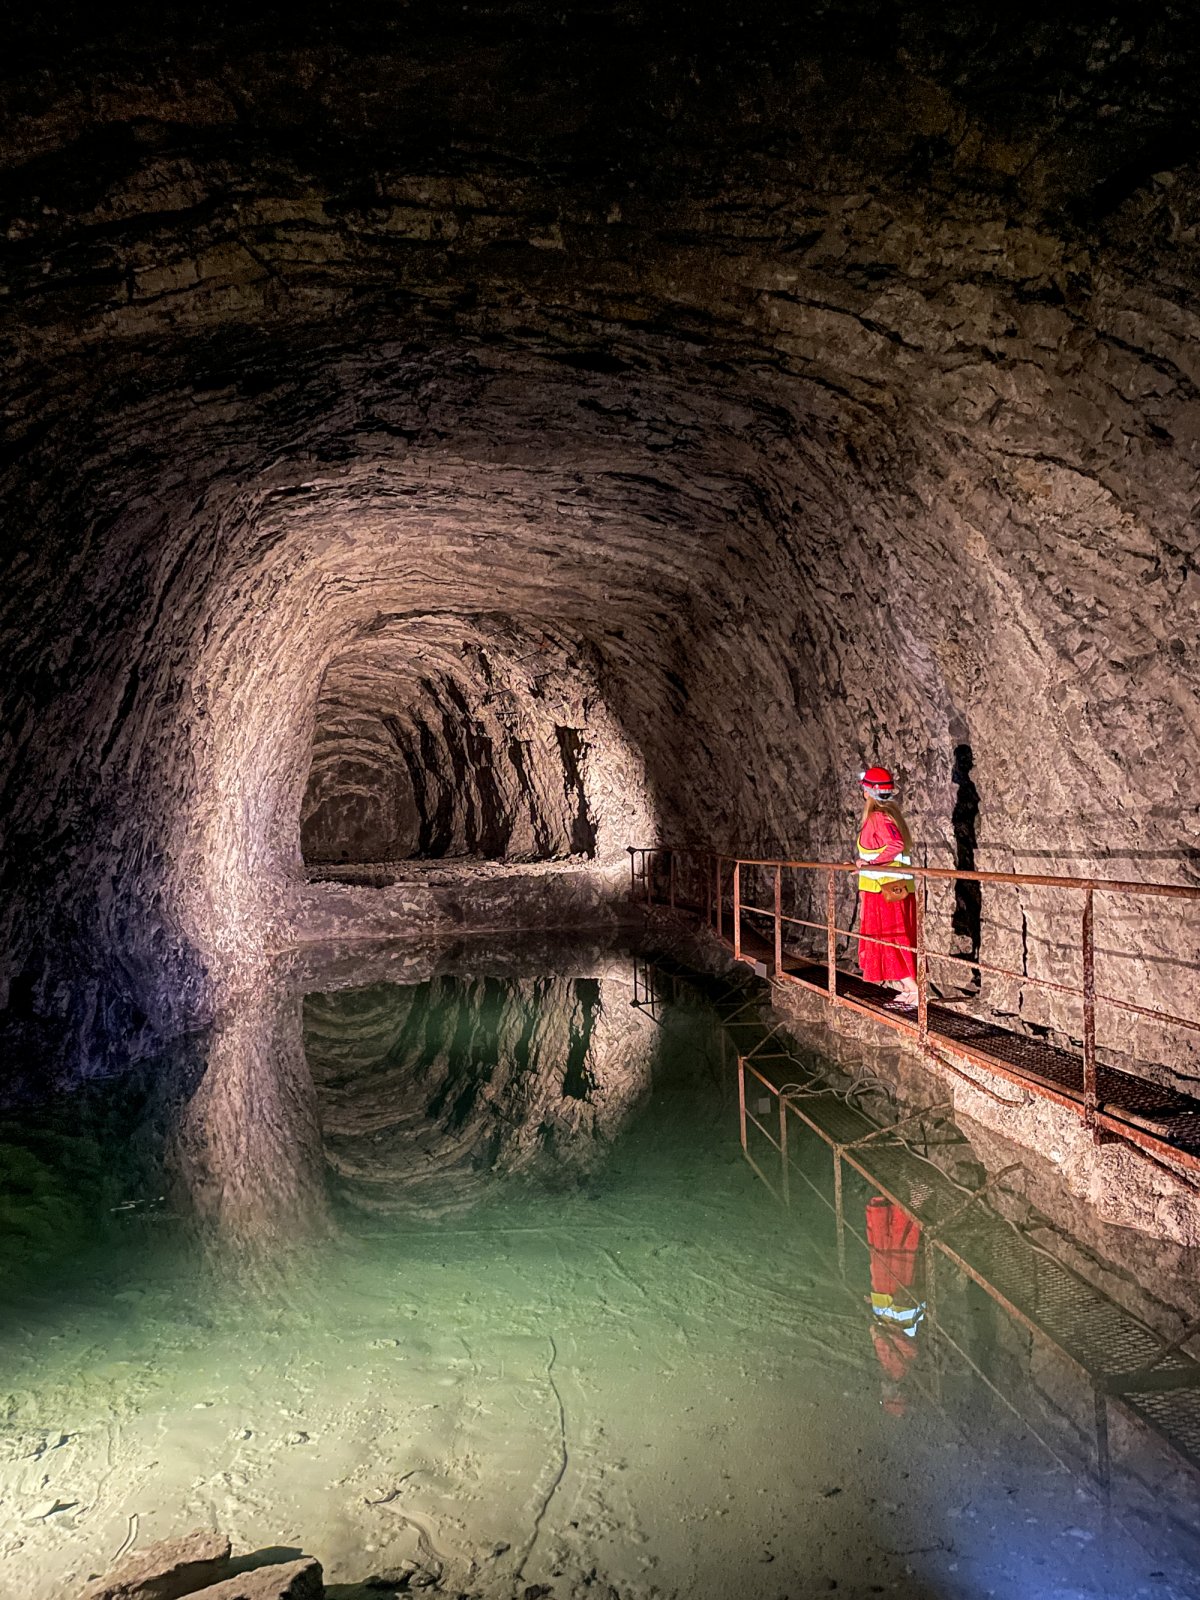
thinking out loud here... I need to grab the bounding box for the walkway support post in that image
[778,1093,790,1207]
[916,880,929,1049]
[826,870,838,999]
[774,864,783,976]
[1083,888,1098,1136]
[737,1055,747,1151]
[733,861,742,960]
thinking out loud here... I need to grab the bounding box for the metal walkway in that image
[628,844,1200,1179]
[632,957,1200,1547]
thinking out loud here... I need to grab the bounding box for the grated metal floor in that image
[780,956,1200,1163]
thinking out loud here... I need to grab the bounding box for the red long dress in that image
[857,811,917,983]
[867,1197,925,1416]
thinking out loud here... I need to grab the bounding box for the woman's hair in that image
[861,796,914,856]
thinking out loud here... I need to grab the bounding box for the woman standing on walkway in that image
[856,766,919,1012]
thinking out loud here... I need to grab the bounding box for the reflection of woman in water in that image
[856,766,918,1012]
[866,1196,925,1417]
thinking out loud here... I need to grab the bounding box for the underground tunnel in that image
[3,5,1200,1598]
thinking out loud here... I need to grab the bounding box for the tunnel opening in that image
[0,4,1195,1104]
[299,618,621,872]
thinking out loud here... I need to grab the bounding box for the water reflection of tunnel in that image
[301,970,652,1219]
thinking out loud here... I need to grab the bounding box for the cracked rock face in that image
[1,6,1198,1076]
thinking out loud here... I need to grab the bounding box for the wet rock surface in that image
[0,7,1197,1084]
[79,1531,232,1600]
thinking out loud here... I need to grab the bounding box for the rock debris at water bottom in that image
[81,1530,321,1600]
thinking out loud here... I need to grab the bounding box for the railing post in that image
[733,861,742,959]
[669,850,676,912]
[826,870,838,999]
[716,858,723,940]
[916,874,929,1048]
[628,846,636,903]
[704,851,712,924]
[1083,888,1098,1136]
[774,864,783,976]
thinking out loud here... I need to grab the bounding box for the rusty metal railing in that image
[628,843,1200,1171]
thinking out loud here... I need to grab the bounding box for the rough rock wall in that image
[1,6,1198,1072]
[301,619,642,864]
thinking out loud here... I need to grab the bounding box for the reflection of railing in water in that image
[630,951,1200,1551]
[630,957,671,1026]
[629,951,1200,1565]
[627,843,1200,1177]
[736,1047,1200,1534]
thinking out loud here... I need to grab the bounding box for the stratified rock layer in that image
[301,621,638,864]
[0,8,1197,1080]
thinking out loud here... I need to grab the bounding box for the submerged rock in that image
[185,1560,323,1600]
[80,1529,233,1600]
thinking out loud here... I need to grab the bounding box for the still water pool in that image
[1,942,1198,1599]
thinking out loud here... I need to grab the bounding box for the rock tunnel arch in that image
[1,8,1199,1078]
[300,616,631,869]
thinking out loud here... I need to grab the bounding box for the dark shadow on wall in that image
[951,741,981,989]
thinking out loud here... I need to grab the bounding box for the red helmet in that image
[860,765,895,797]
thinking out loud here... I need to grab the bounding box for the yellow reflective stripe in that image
[857,841,911,867]
[871,1296,926,1327]
[858,834,912,891]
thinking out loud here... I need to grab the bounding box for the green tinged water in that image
[0,952,1197,1600]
